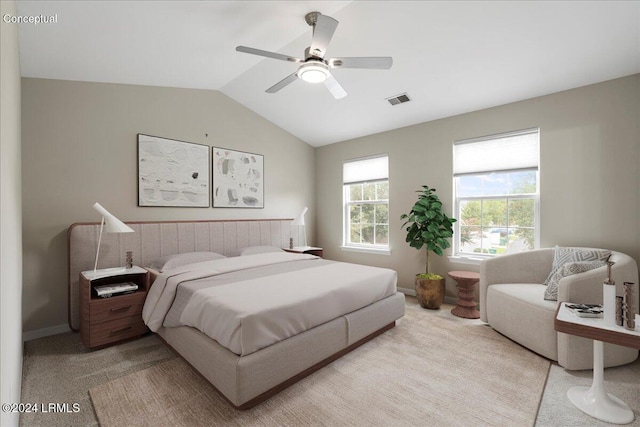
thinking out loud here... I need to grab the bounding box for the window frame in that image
[341,155,390,255]
[452,129,540,261]
[343,181,390,250]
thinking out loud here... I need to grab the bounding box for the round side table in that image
[448,270,480,319]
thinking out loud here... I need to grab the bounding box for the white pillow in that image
[543,261,607,301]
[543,246,611,286]
[149,252,226,272]
[239,246,284,256]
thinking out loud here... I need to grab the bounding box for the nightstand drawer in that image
[80,267,150,349]
[86,316,148,348]
[87,292,146,324]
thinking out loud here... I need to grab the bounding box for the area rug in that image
[90,302,550,426]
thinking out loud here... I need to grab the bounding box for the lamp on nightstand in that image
[292,206,308,247]
[92,202,134,275]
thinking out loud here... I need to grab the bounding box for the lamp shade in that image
[292,207,308,226]
[93,203,134,233]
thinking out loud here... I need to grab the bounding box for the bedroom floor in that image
[19,297,640,427]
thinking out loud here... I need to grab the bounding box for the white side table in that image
[554,302,640,424]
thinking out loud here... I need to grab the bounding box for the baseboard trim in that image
[398,287,415,296]
[444,296,457,305]
[23,324,71,342]
[398,287,457,305]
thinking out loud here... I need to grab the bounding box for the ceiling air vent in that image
[386,93,411,106]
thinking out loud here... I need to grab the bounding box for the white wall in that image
[316,75,640,299]
[1,1,24,425]
[21,78,315,333]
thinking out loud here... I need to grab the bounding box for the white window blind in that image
[343,155,389,184]
[453,128,539,176]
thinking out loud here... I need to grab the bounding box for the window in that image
[453,129,539,258]
[343,155,389,252]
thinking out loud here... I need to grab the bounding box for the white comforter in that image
[142,252,397,356]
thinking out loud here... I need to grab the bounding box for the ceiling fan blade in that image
[236,46,303,63]
[329,57,393,69]
[310,15,339,58]
[266,73,299,93]
[324,75,347,99]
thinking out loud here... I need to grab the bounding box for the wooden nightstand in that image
[283,246,323,258]
[79,266,149,349]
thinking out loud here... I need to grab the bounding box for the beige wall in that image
[316,75,640,298]
[1,0,24,425]
[18,74,640,329]
[21,78,315,333]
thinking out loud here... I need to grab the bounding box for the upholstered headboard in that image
[68,219,298,331]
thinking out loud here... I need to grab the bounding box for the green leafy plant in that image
[400,185,457,279]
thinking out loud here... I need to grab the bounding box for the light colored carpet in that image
[20,332,176,426]
[21,299,639,426]
[536,360,640,427]
[89,301,550,426]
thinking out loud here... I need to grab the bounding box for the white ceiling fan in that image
[236,11,393,99]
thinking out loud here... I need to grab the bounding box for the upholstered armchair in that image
[480,248,639,370]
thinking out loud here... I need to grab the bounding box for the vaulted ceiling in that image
[15,1,640,146]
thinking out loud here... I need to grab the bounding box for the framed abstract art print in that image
[137,134,210,207]
[212,147,264,208]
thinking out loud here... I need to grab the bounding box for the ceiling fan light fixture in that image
[236,12,392,98]
[297,62,330,83]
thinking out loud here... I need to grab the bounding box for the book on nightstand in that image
[93,282,138,298]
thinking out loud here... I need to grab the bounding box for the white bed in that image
[68,219,405,408]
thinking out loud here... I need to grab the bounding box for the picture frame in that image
[137,134,210,207]
[212,147,264,208]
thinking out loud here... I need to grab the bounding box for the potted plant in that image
[400,185,457,309]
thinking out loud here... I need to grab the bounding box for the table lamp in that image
[292,207,308,247]
[93,202,134,274]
